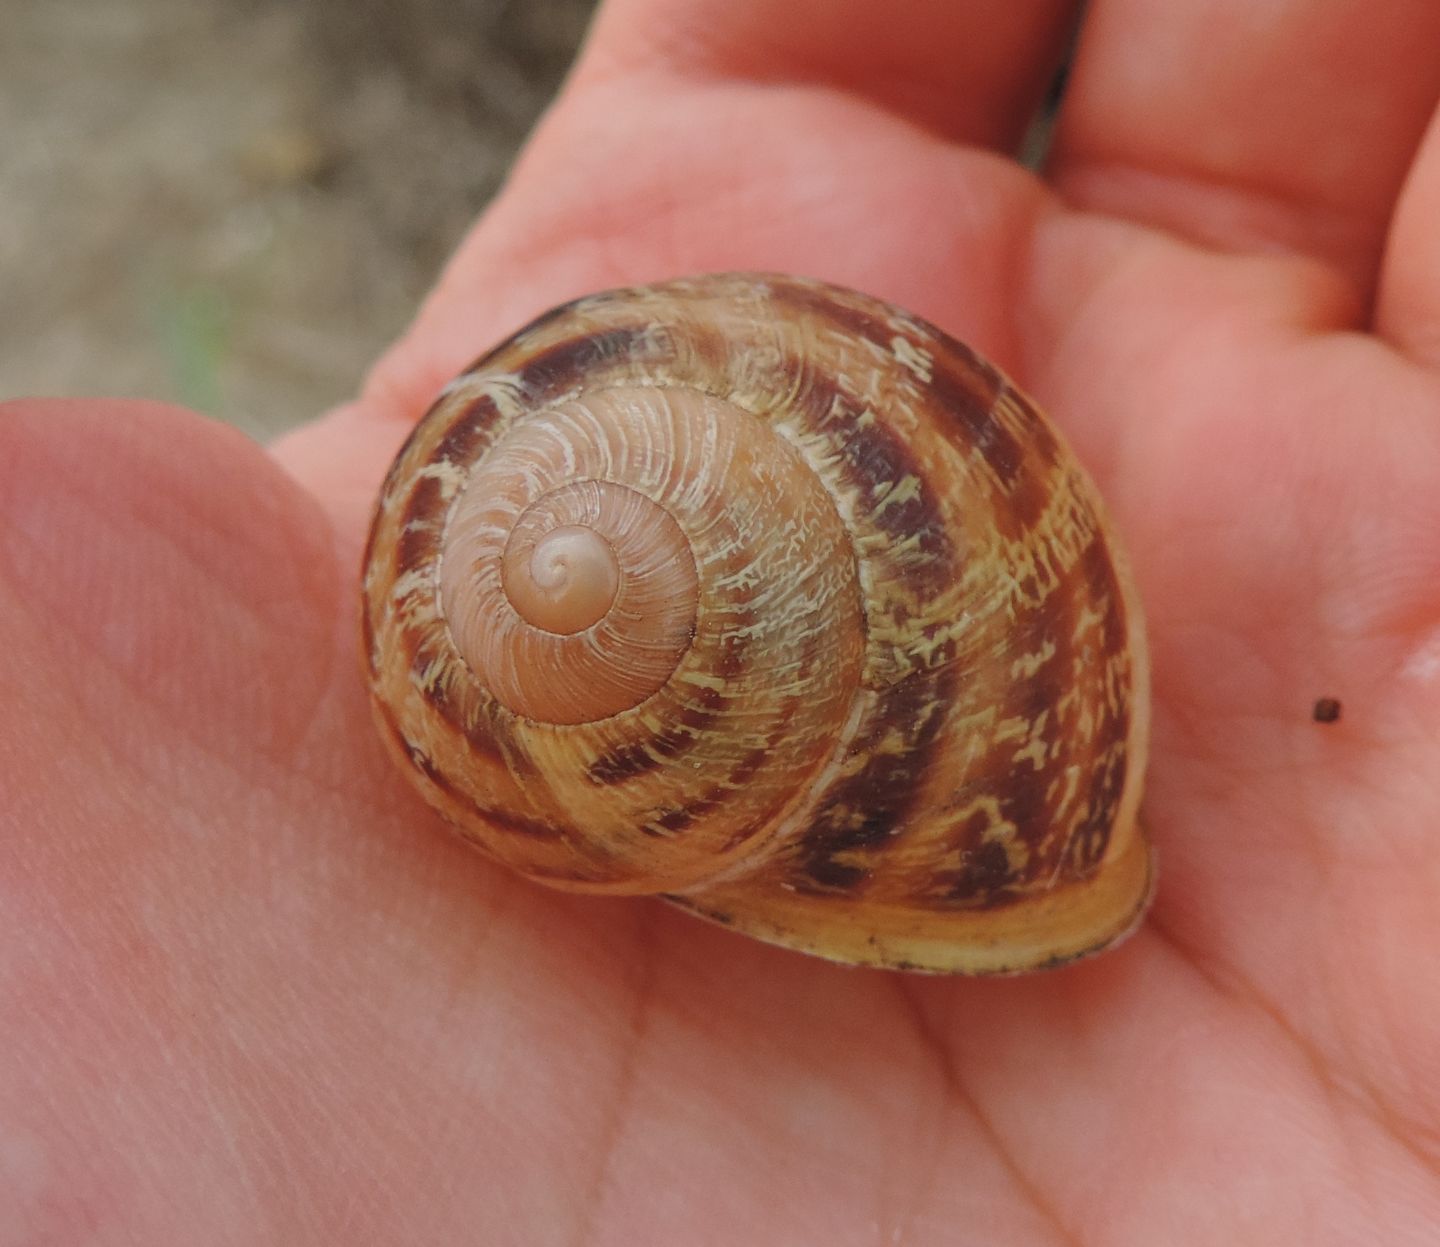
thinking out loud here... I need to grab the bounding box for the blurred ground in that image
[0,0,596,437]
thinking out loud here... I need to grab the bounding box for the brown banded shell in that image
[361,273,1152,974]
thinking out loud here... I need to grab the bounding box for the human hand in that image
[4,1,1440,1241]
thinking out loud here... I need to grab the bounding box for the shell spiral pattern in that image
[362,273,1152,974]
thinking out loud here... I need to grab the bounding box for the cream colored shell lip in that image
[361,271,1152,975]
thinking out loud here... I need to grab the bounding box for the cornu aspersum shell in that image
[361,273,1151,974]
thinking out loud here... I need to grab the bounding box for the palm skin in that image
[4,2,1440,1243]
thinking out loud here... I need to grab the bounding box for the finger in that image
[577,0,1080,150]
[1377,107,1440,367]
[0,399,340,760]
[1052,0,1440,292]
[294,82,1048,506]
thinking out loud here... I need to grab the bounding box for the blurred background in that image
[0,0,597,437]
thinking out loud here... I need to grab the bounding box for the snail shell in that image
[361,273,1151,974]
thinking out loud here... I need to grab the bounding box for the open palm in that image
[5,1,1440,1242]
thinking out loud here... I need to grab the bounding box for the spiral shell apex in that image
[362,273,1152,974]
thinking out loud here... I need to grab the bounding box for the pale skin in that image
[3,0,1440,1241]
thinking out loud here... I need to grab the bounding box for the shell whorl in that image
[362,273,1152,974]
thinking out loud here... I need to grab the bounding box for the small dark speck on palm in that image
[1313,697,1343,724]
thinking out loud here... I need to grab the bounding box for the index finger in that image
[578,0,1080,151]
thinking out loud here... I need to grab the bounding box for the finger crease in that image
[894,978,1085,1247]
[1053,155,1377,295]
[570,904,660,1247]
[1144,911,1440,1185]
